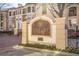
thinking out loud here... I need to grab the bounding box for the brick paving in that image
[0,33,21,48]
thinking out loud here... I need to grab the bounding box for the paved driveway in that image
[0,46,78,56]
[0,33,78,56]
[0,33,21,48]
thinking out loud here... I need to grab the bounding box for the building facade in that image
[1,3,79,48]
[0,10,8,31]
[0,3,79,31]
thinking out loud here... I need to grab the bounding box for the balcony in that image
[26,12,36,20]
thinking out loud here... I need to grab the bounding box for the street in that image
[0,33,21,48]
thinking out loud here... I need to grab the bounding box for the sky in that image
[5,3,20,8]
[1,3,25,9]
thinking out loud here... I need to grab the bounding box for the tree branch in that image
[49,8,56,18]
[49,4,60,17]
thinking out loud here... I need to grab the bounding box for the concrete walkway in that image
[0,45,78,56]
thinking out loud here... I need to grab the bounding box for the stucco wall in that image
[21,16,67,49]
[28,16,56,45]
[55,18,66,49]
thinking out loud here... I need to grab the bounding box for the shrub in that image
[63,47,79,54]
[20,44,56,50]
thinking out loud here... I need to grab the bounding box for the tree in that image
[49,3,79,18]
[0,3,11,21]
[0,3,10,9]
[0,4,7,21]
[49,3,69,18]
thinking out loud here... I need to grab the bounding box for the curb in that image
[14,45,79,56]
[25,46,79,56]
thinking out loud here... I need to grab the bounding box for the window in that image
[17,10,20,14]
[0,14,3,20]
[18,10,21,14]
[20,10,21,14]
[9,12,11,16]
[69,20,72,27]
[69,7,77,16]
[23,9,26,14]
[16,10,18,15]
[32,7,35,12]
[13,11,15,16]
[69,19,77,29]
[1,22,3,27]
[27,7,31,13]
[22,15,26,21]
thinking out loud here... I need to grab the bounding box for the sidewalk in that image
[13,45,79,56]
[0,45,78,56]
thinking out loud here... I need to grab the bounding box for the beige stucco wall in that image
[21,20,28,44]
[21,15,67,49]
[55,18,66,49]
[28,15,56,45]
[21,3,68,49]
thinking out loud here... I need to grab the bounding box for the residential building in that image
[0,10,8,31]
[1,3,79,48]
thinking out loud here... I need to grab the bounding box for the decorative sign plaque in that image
[32,20,50,36]
[38,37,43,41]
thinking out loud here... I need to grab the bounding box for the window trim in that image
[27,7,31,13]
[69,7,77,16]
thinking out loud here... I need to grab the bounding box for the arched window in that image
[32,7,35,12]
[32,20,50,36]
[9,12,11,16]
[28,7,31,13]
[23,8,26,14]
[0,14,3,20]
[13,11,15,16]
[69,7,77,16]
[1,22,3,28]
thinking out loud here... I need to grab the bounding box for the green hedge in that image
[62,47,79,54]
[20,44,57,50]
[20,44,79,54]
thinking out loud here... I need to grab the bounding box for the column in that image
[55,17,67,49]
[21,15,28,45]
